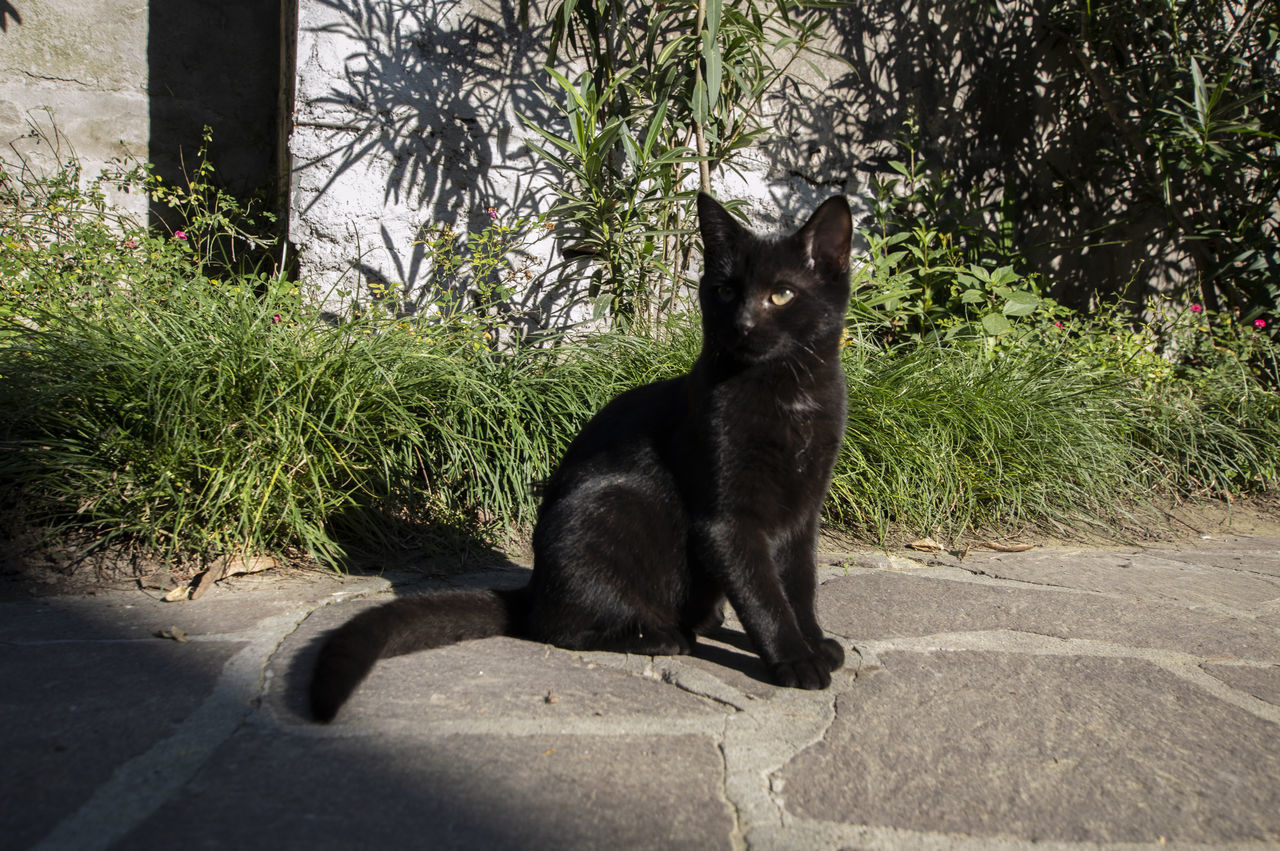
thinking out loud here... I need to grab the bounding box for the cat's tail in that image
[309,586,528,723]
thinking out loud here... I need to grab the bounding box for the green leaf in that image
[545,67,589,115]
[691,78,708,124]
[703,39,722,110]
[858,287,916,308]
[1190,56,1208,132]
[705,0,722,39]
[981,312,1011,335]
[591,292,614,320]
[1002,291,1040,317]
[642,98,669,159]
[656,35,692,69]
[620,122,640,169]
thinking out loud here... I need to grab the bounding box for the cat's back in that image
[540,374,690,498]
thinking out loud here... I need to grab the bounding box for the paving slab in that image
[114,727,735,851]
[775,650,1280,844]
[1202,661,1280,707]
[958,548,1280,613]
[0,571,390,641]
[1144,535,1280,578]
[817,570,1280,661]
[6,535,1280,850]
[0,628,240,851]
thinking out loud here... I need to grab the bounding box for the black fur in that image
[309,192,853,722]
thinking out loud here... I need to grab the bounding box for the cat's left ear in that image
[698,192,745,269]
[797,196,852,277]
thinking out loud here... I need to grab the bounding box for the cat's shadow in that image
[689,625,774,685]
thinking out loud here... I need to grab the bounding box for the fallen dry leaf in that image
[979,540,1036,553]
[189,560,227,601]
[162,585,191,602]
[155,626,189,643]
[907,537,945,553]
[223,555,277,576]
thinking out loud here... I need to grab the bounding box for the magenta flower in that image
[122,238,137,249]
[1255,319,1268,329]
[485,207,498,220]
[1053,321,1064,329]
[272,314,283,324]
[1190,304,1202,314]
[174,230,187,241]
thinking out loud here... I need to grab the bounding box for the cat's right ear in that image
[697,192,744,273]
[797,195,853,278]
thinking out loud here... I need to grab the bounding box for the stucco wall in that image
[0,0,150,216]
[287,0,870,326]
[288,0,558,315]
[0,0,283,227]
[5,1,1198,321]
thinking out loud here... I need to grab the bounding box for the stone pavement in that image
[4,535,1279,850]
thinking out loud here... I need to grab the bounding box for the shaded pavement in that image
[4,534,1280,849]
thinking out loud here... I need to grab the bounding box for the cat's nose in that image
[736,307,757,333]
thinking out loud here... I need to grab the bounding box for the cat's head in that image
[697,192,852,364]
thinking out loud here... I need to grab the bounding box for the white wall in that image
[287,0,871,328]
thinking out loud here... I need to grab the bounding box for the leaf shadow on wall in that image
[295,0,566,324]
[0,2,21,31]
[769,0,1193,312]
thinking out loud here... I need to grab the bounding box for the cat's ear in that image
[796,196,852,277]
[697,192,744,272]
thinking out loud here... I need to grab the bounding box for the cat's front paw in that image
[770,655,833,690]
[817,637,845,671]
[770,638,845,689]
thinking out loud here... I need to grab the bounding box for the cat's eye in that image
[770,288,795,306]
[715,285,736,303]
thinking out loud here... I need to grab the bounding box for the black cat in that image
[310,192,853,722]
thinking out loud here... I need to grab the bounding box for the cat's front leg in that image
[775,521,845,673]
[695,521,837,689]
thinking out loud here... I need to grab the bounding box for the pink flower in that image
[1053,321,1064,328]
[485,207,498,220]
[1255,319,1267,329]
[174,230,187,241]
[272,314,283,324]
[122,239,137,249]
[1190,304,1202,313]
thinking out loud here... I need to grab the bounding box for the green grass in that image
[2,135,1276,568]
[832,326,1279,541]
[833,340,1137,539]
[3,269,1275,567]
[0,267,707,565]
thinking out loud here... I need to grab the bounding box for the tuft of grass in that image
[833,338,1136,540]
[0,264,700,567]
[3,267,1276,566]
[830,323,1280,542]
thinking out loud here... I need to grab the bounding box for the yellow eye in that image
[770,288,795,306]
